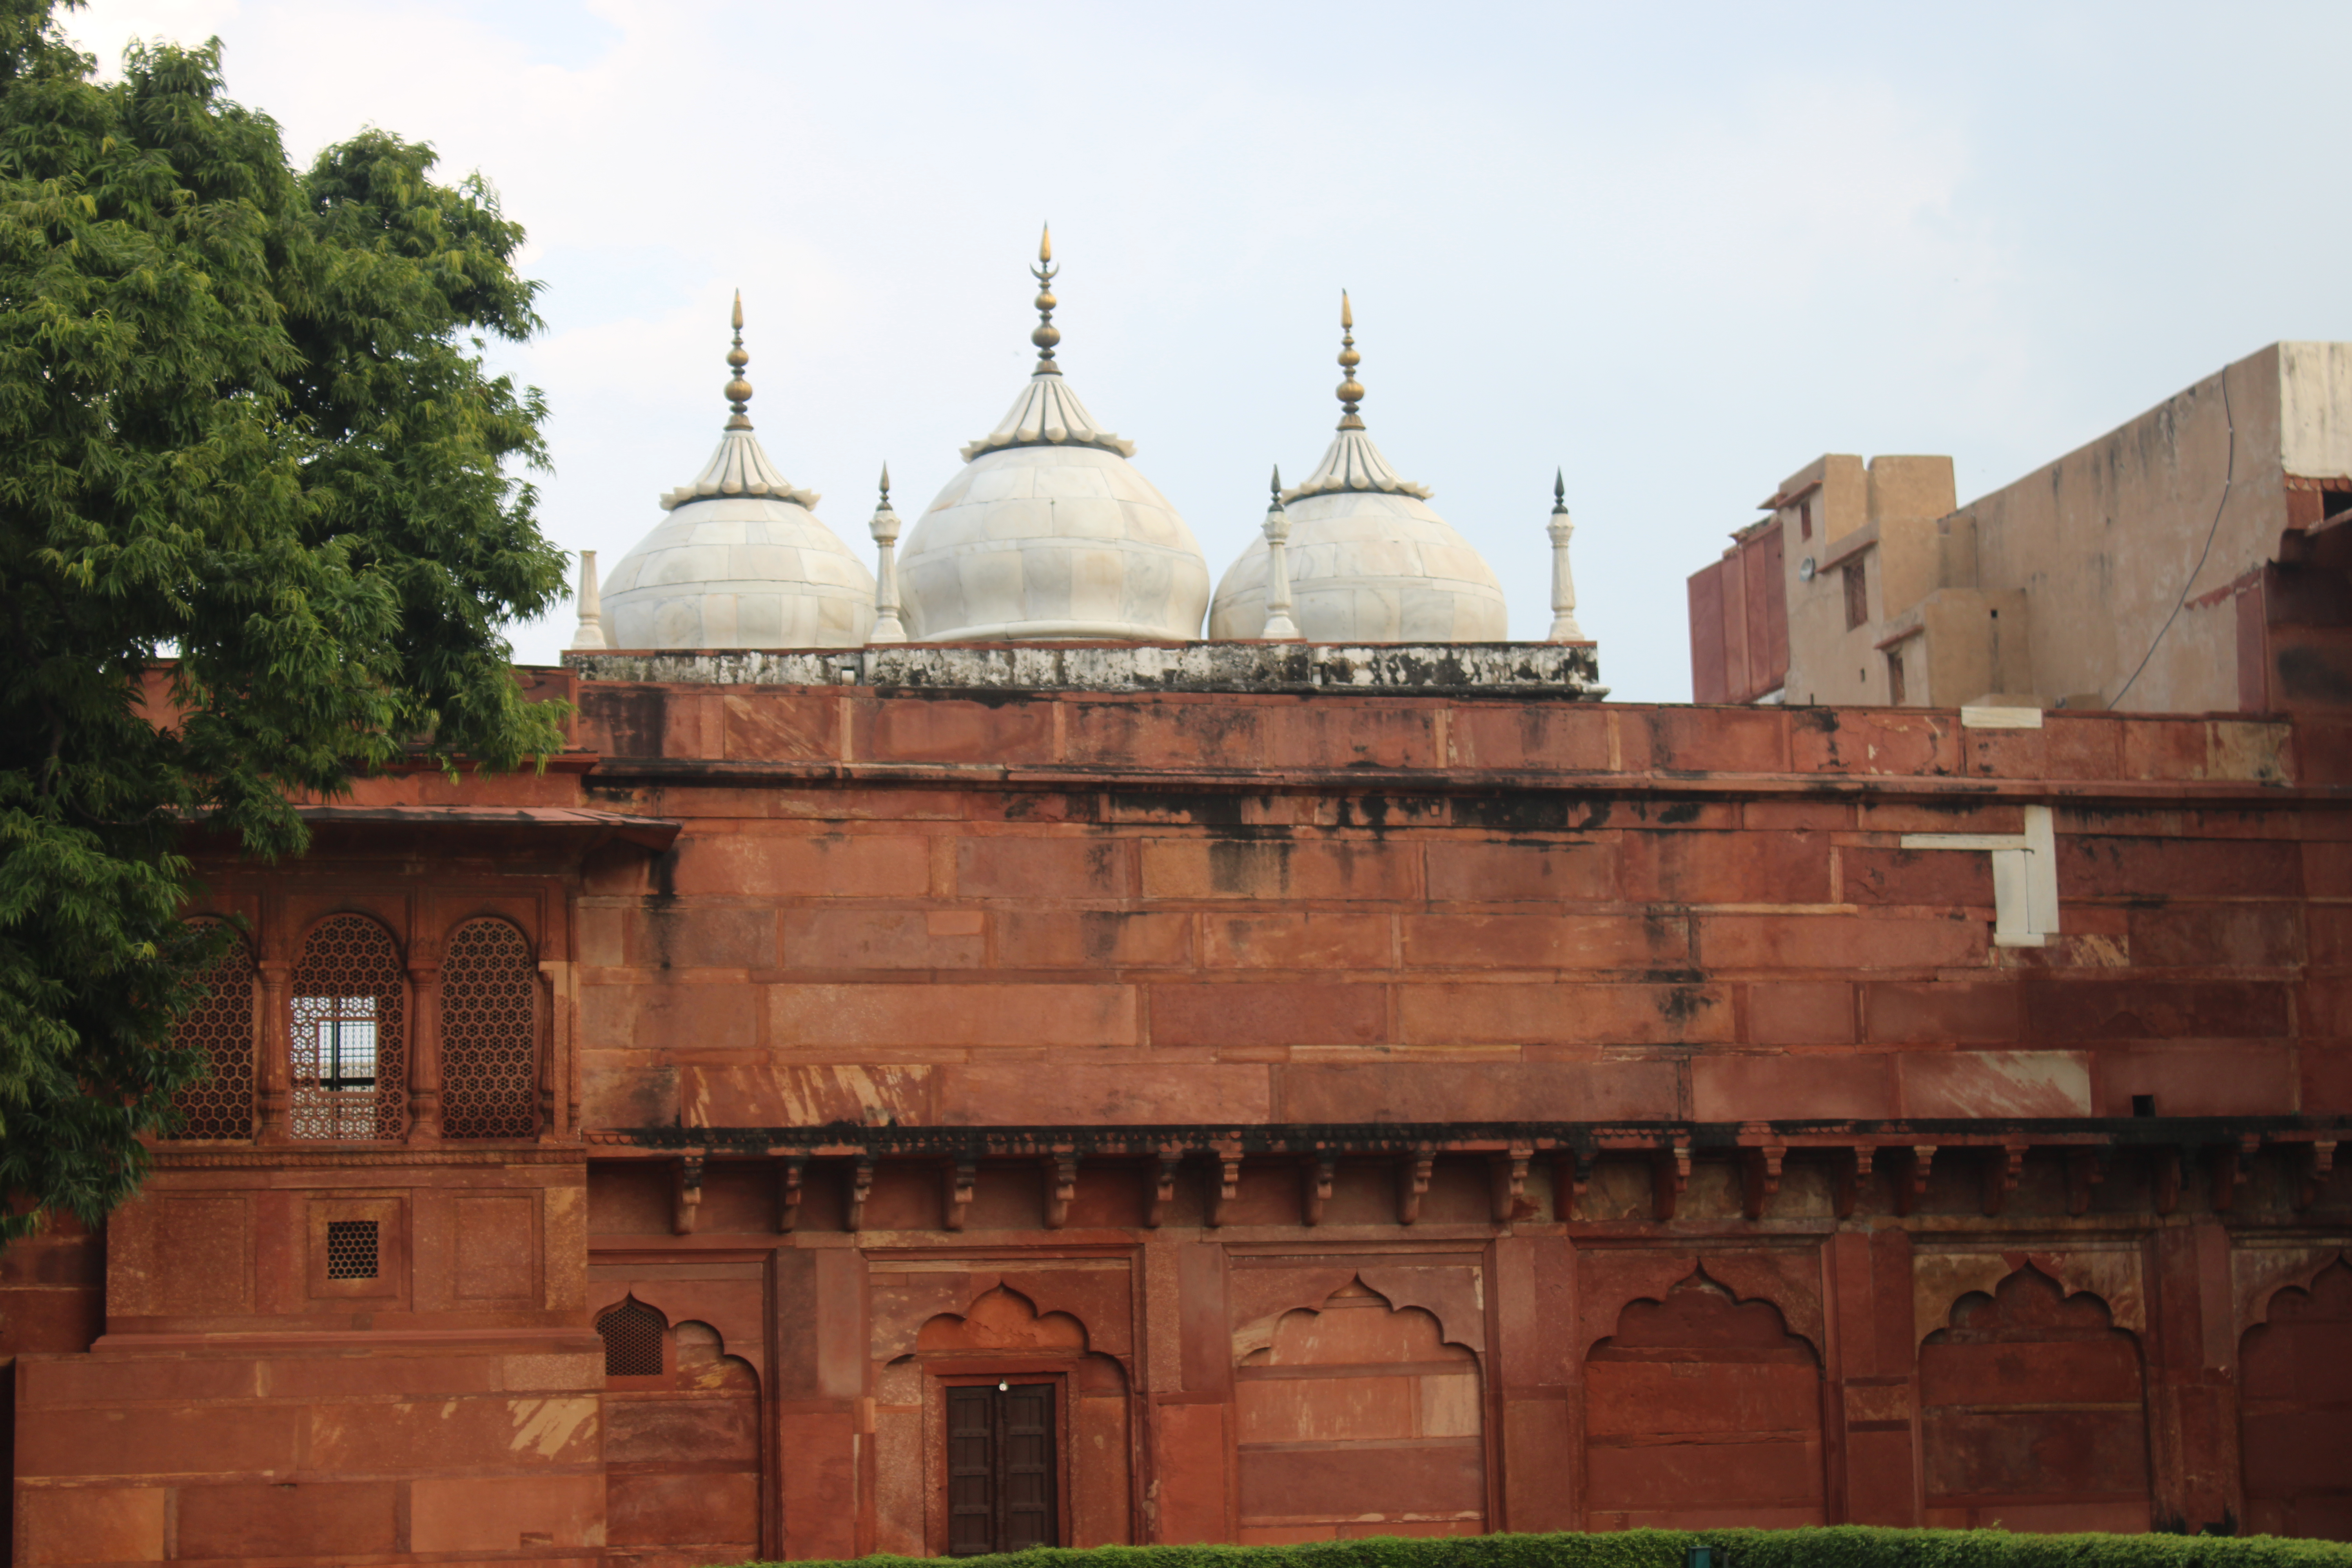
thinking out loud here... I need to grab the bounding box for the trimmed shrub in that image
[734,1526,2352,1568]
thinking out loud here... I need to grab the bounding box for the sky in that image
[61,0,2352,702]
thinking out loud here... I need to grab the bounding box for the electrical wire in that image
[2108,368,2234,709]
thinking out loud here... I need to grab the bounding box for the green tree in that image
[0,0,568,1240]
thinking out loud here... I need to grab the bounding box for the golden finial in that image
[1554,467,1568,513]
[1335,289,1365,431]
[723,289,754,430]
[879,461,891,502]
[1029,222,1061,374]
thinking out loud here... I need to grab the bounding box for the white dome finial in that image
[569,550,606,649]
[867,463,907,645]
[1261,466,1300,641]
[1546,470,1584,642]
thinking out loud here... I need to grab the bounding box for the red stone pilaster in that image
[254,958,291,1143]
[1492,1231,1579,1532]
[1827,1226,1922,1524]
[2147,1218,2243,1532]
[406,959,443,1140]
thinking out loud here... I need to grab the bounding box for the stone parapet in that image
[564,639,1605,696]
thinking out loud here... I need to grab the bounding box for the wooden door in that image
[946,1382,1059,1555]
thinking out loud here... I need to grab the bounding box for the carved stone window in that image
[599,1297,667,1378]
[441,917,537,1139]
[290,914,406,1141]
[167,921,255,1140]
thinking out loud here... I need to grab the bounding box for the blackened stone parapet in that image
[565,639,1605,697]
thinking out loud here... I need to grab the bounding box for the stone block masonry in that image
[9,668,2349,1563]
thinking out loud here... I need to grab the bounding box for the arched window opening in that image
[599,1296,667,1377]
[167,920,255,1140]
[441,917,537,1139]
[290,914,406,1141]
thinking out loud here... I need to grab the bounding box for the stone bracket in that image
[1145,1148,1182,1229]
[1302,1154,1336,1227]
[1207,1144,1243,1229]
[1043,1152,1080,1230]
[944,1159,976,1232]
[1489,1145,1532,1224]
[772,1152,806,1234]
[671,1154,704,1237]
[846,1155,875,1232]
[1398,1148,1434,1226]
[1652,1142,1691,1221]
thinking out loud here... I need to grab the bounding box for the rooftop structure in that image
[1690,343,2352,712]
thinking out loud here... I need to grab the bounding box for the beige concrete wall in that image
[1778,457,1955,706]
[1961,344,2286,712]
[2281,341,2352,480]
[1762,343,2350,714]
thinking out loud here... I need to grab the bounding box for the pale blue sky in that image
[70,0,2352,700]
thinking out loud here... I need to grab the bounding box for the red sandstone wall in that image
[521,691,2352,1131]
[14,685,2352,1564]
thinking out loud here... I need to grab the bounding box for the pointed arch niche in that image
[878,1284,1132,1557]
[2239,1253,2352,1540]
[1919,1263,2150,1532]
[1235,1278,1485,1543]
[1584,1268,1824,1530]
[595,1295,762,1564]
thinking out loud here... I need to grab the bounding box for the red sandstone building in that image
[8,298,2352,1567]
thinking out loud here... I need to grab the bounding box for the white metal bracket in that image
[1899,803,2058,947]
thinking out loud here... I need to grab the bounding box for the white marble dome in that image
[1209,426,1508,642]
[600,425,876,649]
[897,370,1211,642]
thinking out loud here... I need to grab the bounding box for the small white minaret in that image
[867,464,907,644]
[1261,465,1301,641]
[1546,470,1584,642]
[569,549,607,649]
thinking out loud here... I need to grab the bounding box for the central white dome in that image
[898,392,1210,641]
[895,234,1210,643]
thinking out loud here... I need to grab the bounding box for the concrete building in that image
[8,268,2352,1568]
[1690,343,2352,712]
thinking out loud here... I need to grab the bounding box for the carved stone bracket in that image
[2154,1147,2182,1216]
[2065,1149,2108,1217]
[773,1152,806,1234]
[1490,1145,1532,1224]
[1835,1145,1876,1220]
[1898,1144,1936,1216]
[846,1155,875,1232]
[1302,1154,1337,1227]
[944,1159,976,1232]
[1145,1148,1183,1229]
[2211,1136,2261,1213]
[1653,1142,1691,1221]
[672,1154,704,1237]
[1982,1143,2028,1216]
[1555,1150,1592,1223]
[1207,1144,1243,1229]
[1398,1148,1435,1226]
[1044,1152,1080,1230]
[2299,1140,2339,1211]
[1742,1143,1787,1221]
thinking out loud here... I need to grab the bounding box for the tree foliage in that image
[0,0,567,1239]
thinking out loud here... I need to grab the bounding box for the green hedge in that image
[734,1526,2352,1568]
